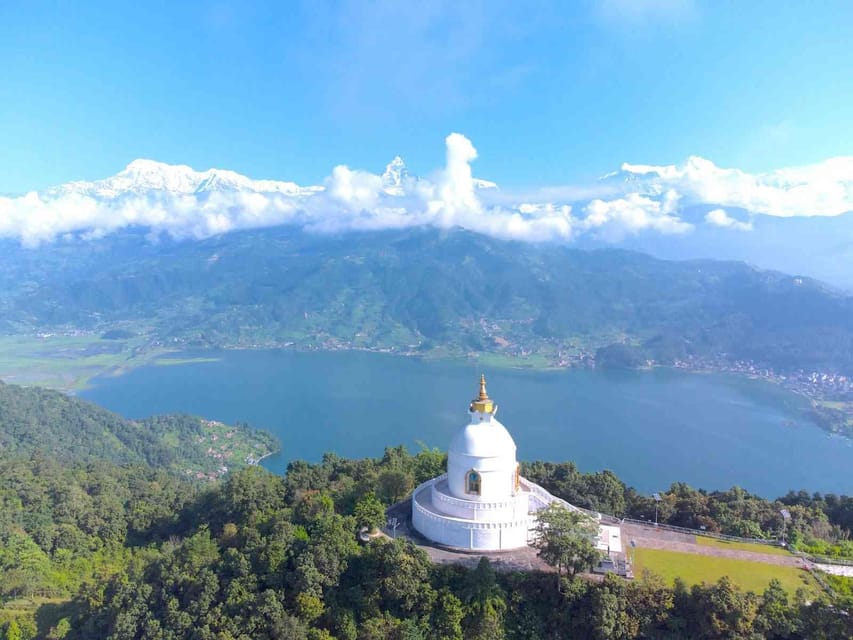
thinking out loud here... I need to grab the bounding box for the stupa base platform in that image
[411,475,536,550]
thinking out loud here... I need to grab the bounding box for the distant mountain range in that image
[6,150,851,290]
[578,206,853,293]
[40,155,497,201]
[45,157,323,199]
[2,147,852,376]
[2,227,851,375]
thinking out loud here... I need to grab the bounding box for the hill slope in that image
[2,227,853,374]
[0,381,276,475]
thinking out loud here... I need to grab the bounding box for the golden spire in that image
[478,374,489,401]
[470,374,495,414]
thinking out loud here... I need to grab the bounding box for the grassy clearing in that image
[474,351,553,369]
[633,547,819,596]
[0,596,71,634]
[695,536,792,556]
[0,334,169,391]
[152,356,222,366]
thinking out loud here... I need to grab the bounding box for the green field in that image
[695,536,792,556]
[152,356,222,366]
[633,547,819,596]
[470,351,553,369]
[0,332,563,395]
[0,333,167,391]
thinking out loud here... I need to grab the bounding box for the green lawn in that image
[695,536,792,556]
[633,547,819,596]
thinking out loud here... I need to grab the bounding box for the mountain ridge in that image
[36,155,499,202]
[4,144,852,289]
[2,227,851,376]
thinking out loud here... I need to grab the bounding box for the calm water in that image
[80,350,853,497]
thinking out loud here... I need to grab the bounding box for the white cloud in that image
[620,156,853,217]
[2,134,852,249]
[581,193,692,241]
[705,208,752,231]
[326,165,384,210]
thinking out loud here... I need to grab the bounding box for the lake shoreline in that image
[77,347,853,498]
[106,343,853,440]
[3,335,850,441]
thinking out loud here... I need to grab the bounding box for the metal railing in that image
[621,517,853,572]
[805,566,837,598]
[524,480,601,521]
[791,551,853,567]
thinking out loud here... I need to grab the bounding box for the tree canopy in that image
[533,504,601,587]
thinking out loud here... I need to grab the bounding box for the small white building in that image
[412,375,619,552]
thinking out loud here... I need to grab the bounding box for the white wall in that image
[412,496,533,550]
[431,481,528,522]
[447,451,517,502]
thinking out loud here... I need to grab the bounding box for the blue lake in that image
[80,350,853,498]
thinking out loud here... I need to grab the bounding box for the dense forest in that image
[3,228,853,375]
[0,381,276,476]
[1,445,852,638]
[2,383,853,638]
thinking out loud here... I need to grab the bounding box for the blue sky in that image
[1,0,852,192]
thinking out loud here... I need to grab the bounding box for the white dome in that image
[448,419,517,459]
[445,375,520,502]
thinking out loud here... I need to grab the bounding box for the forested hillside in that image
[0,381,276,476]
[3,228,853,374]
[2,376,853,638]
[2,436,853,638]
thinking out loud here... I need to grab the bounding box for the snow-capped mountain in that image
[41,157,497,202]
[43,159,323,200]
[381,156,409,195]
[380,155,496,195]
[6,146,853,290]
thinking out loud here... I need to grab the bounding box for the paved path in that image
[384,499,555,571]
[622,522,806,568]
[813,563,853,577]
[386,502,812,575]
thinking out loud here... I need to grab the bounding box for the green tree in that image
[296,592,324,623]
[755,579,796,638]
[353,493,386,532]
[365,539,434,617]
[586,574,640,640]
[584,470,626,516]
[462,558,506,640]
[221,466,285,524]
[625,571,674,636]
[412,445,446,484]
[430,589,463,640]
[377,470,414,504]
[688,577,758,639]
[5,621,22,640]
[532,505,600,589]
[46,618,71,640]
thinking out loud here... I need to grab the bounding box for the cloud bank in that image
[619,156,853,218]
[705,208,752,231]
[1,134,852,247]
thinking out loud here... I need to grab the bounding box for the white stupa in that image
[412,375,617,551]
